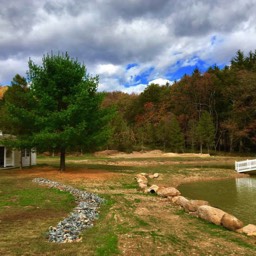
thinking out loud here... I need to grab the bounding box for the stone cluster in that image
[32,177,104,243]
[135,173,256,237]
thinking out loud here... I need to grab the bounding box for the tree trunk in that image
[239,139,243,152]
[191,138,195,153]
[60,148,66,171]
[229,134,234,153]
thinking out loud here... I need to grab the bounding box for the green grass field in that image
[1,154,256,255]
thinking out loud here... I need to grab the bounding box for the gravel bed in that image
[32,177,105,243]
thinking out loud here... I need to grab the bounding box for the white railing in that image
[235,159,256,173]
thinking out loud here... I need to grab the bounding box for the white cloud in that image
[1,0,256,91]
[0,58,27,84]
[98,77,146,94]
[149,78,173,86]
[96,64,121,75]
[122,84,148,94]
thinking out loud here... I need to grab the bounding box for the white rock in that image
[147,184,159,193]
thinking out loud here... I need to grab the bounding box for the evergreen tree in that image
[1,52,112,171]
[157,114,184,152]
[187,119,197,152]
[108,113,134,152]
[0,75,36,168]
[168,115,184,153]
[231,50,246,69]
[196,111,215,153]
[11,74,28,89]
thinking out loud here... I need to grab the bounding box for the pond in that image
[178,177,256,225]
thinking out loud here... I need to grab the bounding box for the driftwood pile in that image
[135,173,256,237]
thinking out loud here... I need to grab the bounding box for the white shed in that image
[0,131,36,168]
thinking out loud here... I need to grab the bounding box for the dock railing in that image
[235,159,256,173]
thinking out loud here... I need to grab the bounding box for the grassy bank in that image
[1,154,256,255]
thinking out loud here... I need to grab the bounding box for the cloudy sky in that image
[1,0,256,93]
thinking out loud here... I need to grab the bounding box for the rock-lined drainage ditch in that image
[135,173,256,237]
[32,178,104,243]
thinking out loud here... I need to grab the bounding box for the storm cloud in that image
[1,0,256,92]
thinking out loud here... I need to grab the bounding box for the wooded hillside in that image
[1,50,256,154]
[103,50,256,153]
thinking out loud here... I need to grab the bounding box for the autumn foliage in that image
[1,50,256,154]
[0,86,8,99]
[103,50,256,153]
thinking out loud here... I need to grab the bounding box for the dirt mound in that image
[163,152,210,157]
[107,150,210,158]
[94,150,120,156]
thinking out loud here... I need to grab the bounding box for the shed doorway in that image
[0,147,4,167]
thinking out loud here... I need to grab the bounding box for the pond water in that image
[178,177,256,225]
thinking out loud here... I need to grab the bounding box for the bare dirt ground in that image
[16,166,119,181]
[4,152,256,255]
[95,149,211,158]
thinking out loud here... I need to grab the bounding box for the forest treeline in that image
[103,50,256,153]
[1,50,256,155]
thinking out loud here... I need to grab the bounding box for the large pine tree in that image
[2,52,112,171]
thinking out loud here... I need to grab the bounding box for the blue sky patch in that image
[211,35,217,46]
[134,67,154,84]
[126,63,138,70]
[166,58,209,81]
[123,66,154,87]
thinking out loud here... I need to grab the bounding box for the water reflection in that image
[178,177,256,224]
[236,177,256,189]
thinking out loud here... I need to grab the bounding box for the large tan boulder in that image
[237,224,256,236]
[183,200,210,213]
[197,205,226,225]
[156,186,181,197]
[172,196,189,208]
[221,213,244,231]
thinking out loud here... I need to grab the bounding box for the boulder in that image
[197,205,226,225]
[172,196,189,208]
[138,182,148,190]
[148,173,159,179]
[237,224,256,236]
[135,174,148,185]
[147,184,159,193]
[221,213,244,231]
[169,196,180,203]
[156,186,181,197]
[183,200,210,213]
